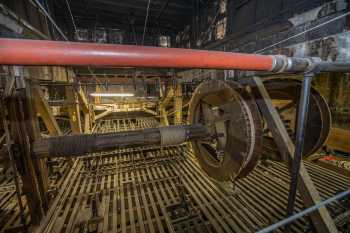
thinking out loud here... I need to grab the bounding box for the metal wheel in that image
[263,78,331,157]
[188,80,263,181]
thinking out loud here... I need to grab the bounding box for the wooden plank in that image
[32,85,62,136]
[65,86,82,134]
[84,114,91,134]
[326,127,350,153]
[249,77,337,233]
[77,87,90,114]
[174,83,183,125]
[95,110,112,121]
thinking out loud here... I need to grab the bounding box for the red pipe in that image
[0,38,274,71]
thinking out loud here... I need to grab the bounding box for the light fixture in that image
[90,92,135,97]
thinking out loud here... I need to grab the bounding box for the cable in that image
[142,0,152,45]
[254,11,350,54]
[65,0,78,35]
[33,0,68,41]
[256,189,350,233]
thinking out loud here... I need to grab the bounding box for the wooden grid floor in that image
[0,157,71,232]
[35,118,350,233]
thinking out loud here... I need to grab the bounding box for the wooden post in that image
[65,86,82,134]
[77,87,91,133]
[249,77,337,233]
[5,75,48,224]
[32,85,62,136]
[159,87,174,126]
[174,82,183,125]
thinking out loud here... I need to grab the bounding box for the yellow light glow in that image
[90,93,135,97]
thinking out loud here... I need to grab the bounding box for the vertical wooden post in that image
[174,81,183,125]
[160,106,169,126]
[32,84,62,136]
[65,86,82,134]
[5,75,47,224]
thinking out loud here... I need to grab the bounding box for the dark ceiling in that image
[54,0,195,35]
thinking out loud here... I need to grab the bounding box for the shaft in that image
[33,124,209,157]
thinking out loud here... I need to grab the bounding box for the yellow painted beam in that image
[174,83,183,125]
[77,87,90,114]
[32,85,62,136]
[65,86,82,134]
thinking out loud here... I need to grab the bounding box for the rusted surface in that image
[188,80,263,181]
[263,78,331,157]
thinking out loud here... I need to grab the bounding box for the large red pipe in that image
[0,38,275,71]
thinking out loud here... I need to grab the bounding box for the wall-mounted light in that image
[90,93,135,97]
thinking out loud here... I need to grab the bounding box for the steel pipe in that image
[0,38,276,71]
[1,39,349,73]
[285,73,313,232]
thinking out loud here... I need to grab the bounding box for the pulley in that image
[188,80,263,181]
[263,78,331,157]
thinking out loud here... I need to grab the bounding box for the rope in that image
[142,0,152,45]
[159,126,187,146]
[33,0,68,41]
[65,0,78,35]
[254,11,350,54]
[48,134,96,157]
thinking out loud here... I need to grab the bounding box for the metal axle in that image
[33,124,209,157]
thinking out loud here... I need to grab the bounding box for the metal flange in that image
[262,78,331,157]
[188,80,263,182]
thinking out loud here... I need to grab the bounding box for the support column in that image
[65,86,82,134]
[174,82,183,125]
[77,87,91,134]
[160,106,169,126]
[32,84,62,136]
[4,69,48,223]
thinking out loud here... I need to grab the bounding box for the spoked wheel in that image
[263,78,331,157]
[188,80,263,181]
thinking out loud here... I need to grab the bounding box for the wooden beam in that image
[77,87,89,114]
[161,88,174,107]
[65,86,82,134]
[32,85,62,136]
[143,108,158,116]
[84,114,91,134]
[174,83,183,125]
[77,87,91,133]
[159,106,169,126]
[249,77,337,233]
[94,109,112,121]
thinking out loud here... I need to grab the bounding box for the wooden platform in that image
[33,118,350,233]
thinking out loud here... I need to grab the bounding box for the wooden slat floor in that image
[34,117,350,233]
[0,157,71,233]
